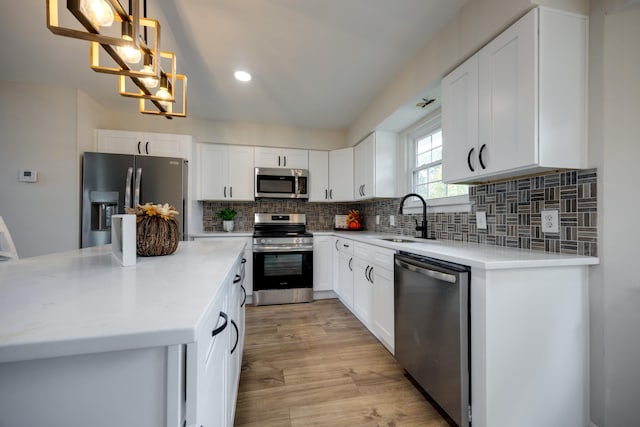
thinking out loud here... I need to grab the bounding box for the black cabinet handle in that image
[479,144,487,169]
[241,284,247,307]
[224,186,227,198]
[145,141,149,155]
[467,148,475,172]
[362,184,366,196]
[230,186,233,198]
[343,243,350,248]
[137,141,142,154]
[234,274,241,284]
[348,257,353,271]
[241,258,247,264]
[335,240,339,250]
[369,266,374,284]
[325,189,328,200]
[284,156,287,167]
[278,155,281,167]
[365,265,370,280]
[211,312,228,337]
[329,189,333,199]
[230,320,239,354]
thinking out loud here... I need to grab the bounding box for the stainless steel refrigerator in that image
[81,152,188,248]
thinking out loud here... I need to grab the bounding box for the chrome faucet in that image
[398,193,429,239]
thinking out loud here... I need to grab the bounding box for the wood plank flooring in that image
[234,298,451,427]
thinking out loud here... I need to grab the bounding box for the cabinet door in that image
[313,236,333,291]
[478,9,536,176]
[353,257,373,328]
[253,147,282,168]
[144,133,190,159]
[442,54,479,184]
[373,265,394,354]
[198,144,228,200]
[332,238,341,294]
[337,251,354,309]
[308,151,330,202]
[282,149,308,169]
[329,148,354,202]
[354,134,374,200]
[227,145,255,200]
[96,129,142,155]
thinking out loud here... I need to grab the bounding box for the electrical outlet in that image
[476,211,487,230]
[389,215,395,226]
[376,215,380,225]
[541,210,559,233]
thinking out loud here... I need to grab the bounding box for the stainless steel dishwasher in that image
[394,251,471,426]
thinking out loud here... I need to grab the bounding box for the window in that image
[405,113,468,210]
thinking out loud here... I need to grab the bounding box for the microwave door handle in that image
[134,167,142,207]
[124,167,133,209]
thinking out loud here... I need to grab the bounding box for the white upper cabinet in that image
[442,7,588,184]
[328,147,354,202]
[254,147,308,169]
[198,144,254,201]
[308,150,330,202]
[96,129,192,160]
[354,131,397,200]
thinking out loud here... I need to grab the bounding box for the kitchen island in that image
[0,239,247,427]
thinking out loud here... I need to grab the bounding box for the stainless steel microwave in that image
[254,167,309,199]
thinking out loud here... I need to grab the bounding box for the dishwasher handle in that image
[395,258,458,283]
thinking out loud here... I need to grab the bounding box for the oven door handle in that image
[253,246,313,252]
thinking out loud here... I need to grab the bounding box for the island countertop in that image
[0,239,246,364]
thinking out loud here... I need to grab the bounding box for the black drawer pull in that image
[467,148,475,172]
[241,258,247,264]
[234,274,241,284]
[211,312,228,337]
[230,320,239,354]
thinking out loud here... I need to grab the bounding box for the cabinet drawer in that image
[372,247,395,271]
[338,239,354,255]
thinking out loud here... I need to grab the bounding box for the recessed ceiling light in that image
[234,70,252,82]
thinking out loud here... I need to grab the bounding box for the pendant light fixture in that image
[46,0,187,118]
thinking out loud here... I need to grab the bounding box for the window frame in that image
[401,110,471,214]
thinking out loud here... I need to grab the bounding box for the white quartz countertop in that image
[313,231,599,270]
[0,239,246,363]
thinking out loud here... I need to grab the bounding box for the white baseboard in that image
[313,290,337,300]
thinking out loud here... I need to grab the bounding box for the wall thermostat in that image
[18,170,38,183]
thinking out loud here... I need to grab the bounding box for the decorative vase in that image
[223,220,235,232]
[136,215,180,256]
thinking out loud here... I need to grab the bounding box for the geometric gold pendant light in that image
[46,0,187,118]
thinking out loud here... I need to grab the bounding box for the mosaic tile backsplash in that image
[202,168,597,256]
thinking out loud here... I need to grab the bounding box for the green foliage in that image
[218,208,238,220]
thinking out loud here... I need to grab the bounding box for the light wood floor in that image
[234,298,452,427]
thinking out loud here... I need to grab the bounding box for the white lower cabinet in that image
[335,239,354,309]
[329,238,395,354]
[313,235,333,291]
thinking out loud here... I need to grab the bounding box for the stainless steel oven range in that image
[252,213,313,306]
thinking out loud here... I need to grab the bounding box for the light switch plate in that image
[376,215,380,225]
[18,169,38,182]
[389,215,395,226]
[476,211,487,230]
[541,210,559,233]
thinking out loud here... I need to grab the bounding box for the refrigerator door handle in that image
[124,167,133,209]
[134,167,142,207]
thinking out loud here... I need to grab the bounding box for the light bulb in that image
[156,87,172,111]
[80,0,114,28]
[116,35,142,64]
[139,64,158,89]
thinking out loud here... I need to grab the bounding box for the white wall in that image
[596,3,640,425]
[0,82,109,258]
[105,111,346,150]
[0,82,78,257]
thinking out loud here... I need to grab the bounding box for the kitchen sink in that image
[380,238,427,243]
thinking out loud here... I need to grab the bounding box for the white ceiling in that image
[0,0,466,130]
